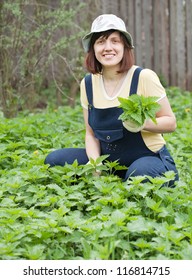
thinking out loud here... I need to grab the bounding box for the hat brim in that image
[82,29,134,52]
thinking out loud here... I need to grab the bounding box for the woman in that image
[45,14,179,186]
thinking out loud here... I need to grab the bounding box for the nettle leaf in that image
[157,205,174,218]
[63,211,85,228]
[111,209,126,226]
[88,155,109,168]
[118,95,160,126]
[151,236,169,251]
[81,238,92,259]
[131,238,152,249]
[25,244,46,260]
[99,223,120,238]
[1,197,17,207]
[174,212,189,228]
[145,197,163,212]
[47,183,66,196]
[93,180,115,194]
[127,216,155,233]
[179,243,192,260]
[140,95,160,123]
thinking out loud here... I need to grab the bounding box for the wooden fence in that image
[89,0,192,91]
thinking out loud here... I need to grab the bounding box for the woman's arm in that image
[144,96,177,133]
[83,109,101,160]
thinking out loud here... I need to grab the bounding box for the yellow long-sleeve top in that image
[80,65,166,152]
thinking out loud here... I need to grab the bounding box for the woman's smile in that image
[103,53,116,59]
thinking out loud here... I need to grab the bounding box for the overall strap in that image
[129,67,143,95]
[84,74,93,106]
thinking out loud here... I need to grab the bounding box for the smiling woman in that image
[85,29,134,75]
[45,14,179,187]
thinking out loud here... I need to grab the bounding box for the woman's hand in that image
[123,120,146,133]
[86,160,102,177]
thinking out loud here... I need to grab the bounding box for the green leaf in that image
[118,95,160,126]
[127,216,155,233]
[111,209,126,226]
[25,244,46,260]
[146,197,163,212]
[131,238,152,249]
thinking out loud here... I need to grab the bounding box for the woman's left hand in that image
[123,120,146,133]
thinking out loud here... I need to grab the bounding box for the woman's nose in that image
[104,40,112,50]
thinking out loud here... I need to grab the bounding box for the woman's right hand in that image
[86,160,102,177]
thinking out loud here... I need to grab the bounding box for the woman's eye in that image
[112,39,119,43]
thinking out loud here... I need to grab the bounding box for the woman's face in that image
[93,31,124,69]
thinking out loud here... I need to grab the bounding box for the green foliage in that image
[118,95,161,126]
[0,88,191,260]
[0,0,85,117]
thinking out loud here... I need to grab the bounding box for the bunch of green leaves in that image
[118,95,161,126]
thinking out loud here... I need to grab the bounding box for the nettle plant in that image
[0,88,191,260]
[118,95,161,127]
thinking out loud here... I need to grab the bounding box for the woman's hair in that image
[84,30,135,74]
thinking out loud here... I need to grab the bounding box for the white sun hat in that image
[82,14,134,52]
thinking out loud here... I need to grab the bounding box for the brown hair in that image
[84,30,135,74]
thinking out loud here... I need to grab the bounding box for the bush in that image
[0,0,85,117]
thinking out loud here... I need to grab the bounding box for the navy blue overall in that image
[45,68,179,185]
[85,67,156,166]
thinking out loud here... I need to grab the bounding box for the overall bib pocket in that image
[94,128,124,143]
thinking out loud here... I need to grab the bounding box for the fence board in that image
[100,0,109,13]
[160,1,169,81]
[153,0,161,73]
[100,0,118,14]
[119,0,129,20]
[127,0,135,41]
[142,0,152,69]
[169,0,177,86]
[119,0,128,23]
[185,0,192,91]
[134,0,143,65]
[177,0,186,89]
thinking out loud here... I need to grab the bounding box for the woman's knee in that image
[124,156,178,187]
[44,149,65,167]
[44,148,88,167]
[125,156,166,179]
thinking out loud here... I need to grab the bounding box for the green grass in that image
[0,88,191,260]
